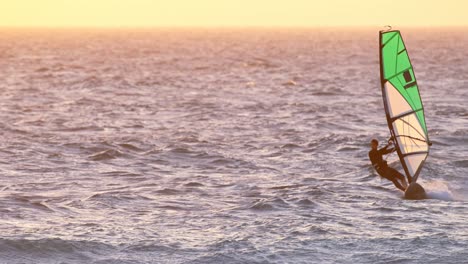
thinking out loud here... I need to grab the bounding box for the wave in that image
[118,143,145,152]
[452,160,468,168]
[122,243,177,253]
[10,195,56,212]
[184,182,204,187]
[296,198,318,208]
[72,75,104,89]
[57,125,104,132]
[280,143,302,149]
[269,184,304,190]
[89,149,124,161]
[35,67,49,72]
[168,146,192,154]
[0,238,114,263]
[155,188,181,195]
[158,205,189,211]
[85,191,151,203]
[243,57,278,69]
[249,200,275,211]
[310,87,348,96]
[248,198,289,211]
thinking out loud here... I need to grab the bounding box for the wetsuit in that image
[369,144,408,191]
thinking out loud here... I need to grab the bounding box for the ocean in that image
[0,27,466,263]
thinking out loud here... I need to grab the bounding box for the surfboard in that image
[378,28,431,191]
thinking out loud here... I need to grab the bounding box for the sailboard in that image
[379,28,431,184]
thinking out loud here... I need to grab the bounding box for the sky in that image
[0,0,467,28]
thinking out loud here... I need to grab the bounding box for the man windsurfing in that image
[369,138,409,191]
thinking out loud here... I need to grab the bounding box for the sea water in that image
[0,28,466,263]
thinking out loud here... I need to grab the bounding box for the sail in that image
[379,30,430,183]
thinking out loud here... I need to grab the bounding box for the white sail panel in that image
[384,81,413,118]
[404,153,427,177]
[392,113,428,154]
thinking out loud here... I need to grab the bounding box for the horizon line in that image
[1,25,468,30]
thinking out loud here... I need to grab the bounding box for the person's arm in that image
[379,143,395,155]
[379,137,397,155]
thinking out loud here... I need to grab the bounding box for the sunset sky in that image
[1,0,467,28]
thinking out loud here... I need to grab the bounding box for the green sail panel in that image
[379,30,431,183]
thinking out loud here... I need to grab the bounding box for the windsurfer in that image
[369,138,409,191]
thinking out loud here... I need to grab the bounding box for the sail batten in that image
[379,29,430,183]
[390,108,423,122]
[386,66,413,81]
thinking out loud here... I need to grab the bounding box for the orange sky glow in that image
[1,0,467,28]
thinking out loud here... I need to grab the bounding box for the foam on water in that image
[423,180,455,201]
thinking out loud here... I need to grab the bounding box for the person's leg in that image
[380,168,406,191]
[388,167,408,189]
[390,178,406,191]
